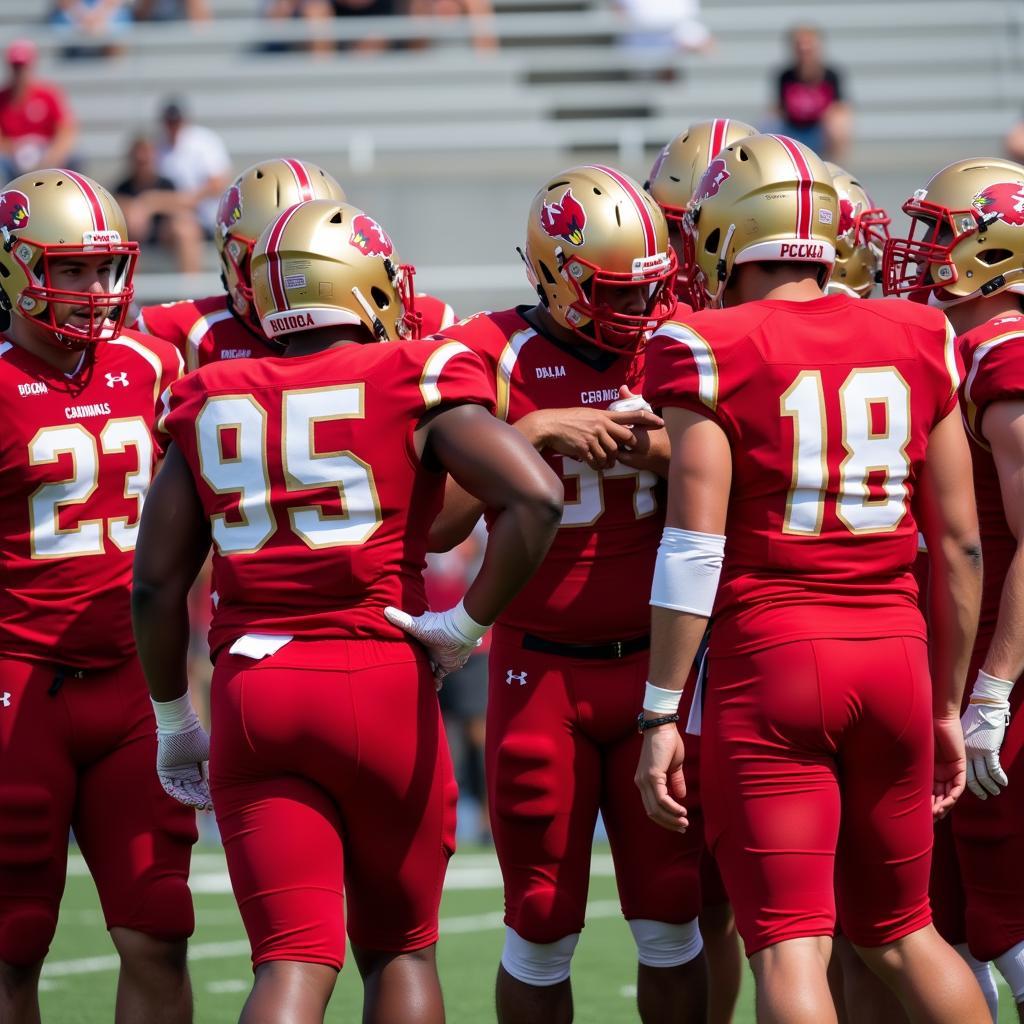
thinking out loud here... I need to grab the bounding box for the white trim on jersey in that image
[185,309,235,372]
[655,322,719,411]
[496,328,538,422]
[419,341,472,410]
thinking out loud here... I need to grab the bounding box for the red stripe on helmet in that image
[265,203,302,312]
[585,164,657,257]
[772,135,813,238]
[63,169,107,231]
[283,158,314,202]
[709,119,729,165]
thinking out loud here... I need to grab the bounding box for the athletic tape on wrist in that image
[151,692,199,735]
[972,669,1014,705]
[643,682,683,714]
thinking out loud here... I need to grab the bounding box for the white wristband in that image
[151,692,199,735]
[972,669,1014,705]
[650,527,725,617]
[450,599,489,645]
[643,682,683,714]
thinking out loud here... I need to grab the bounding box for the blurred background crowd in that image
[5,0,1022,838]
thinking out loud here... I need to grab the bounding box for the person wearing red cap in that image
[0,41,78,181]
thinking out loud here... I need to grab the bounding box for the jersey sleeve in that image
[161,369,207,457]
[135,302,190,355]
[642,319,731,434]
[414,340,496,416]
[963,327,1024,441]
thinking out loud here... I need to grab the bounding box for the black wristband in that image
[637,711,680,733]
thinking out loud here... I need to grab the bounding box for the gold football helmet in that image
[824,162,889,299]
[883,158,1024,304]
[251,200,418,343]
[0,169,137,349]
[522,164,676,354]
[682,134,838,309]
[215,158,346,326]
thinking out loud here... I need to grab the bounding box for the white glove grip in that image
[151,692,200,734]
[972,669,1014,705]
[650,527,725,617]
[643,682,683,715]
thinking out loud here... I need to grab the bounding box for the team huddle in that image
[0,119,1021,1024]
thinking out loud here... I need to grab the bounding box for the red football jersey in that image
[644,293,960,654]
[0,331,183,668]
[138,292,455,373]
[135,294,276,372]
[439,306,664,643]
[163,339,494,658]
[960,312,1024,650]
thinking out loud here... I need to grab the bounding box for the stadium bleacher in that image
[2,0,1020,312]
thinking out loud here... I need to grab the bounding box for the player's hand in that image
[635,724,689,833]
[933,714,967,820]
[519,407,663,470]
[961,670,1013,800]
[385,602,487,682]
[155,720,212,811]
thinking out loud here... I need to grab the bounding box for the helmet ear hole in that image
[979,248,1013,265]
[737,147,749,162]
[538,260,557,286]
[704,228,721,254]
[330,211,343,225]
[370,285,390,308]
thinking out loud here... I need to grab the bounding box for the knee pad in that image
[628,918,703,968]
[0,905,57,966]
[994,939,1024,1004]
[115,875,195,942]
[500,927,579,986]
[955,944,999,1023]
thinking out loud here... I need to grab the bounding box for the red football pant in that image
[703,637,934,957]
[952,660,1024,963]
[0,656,197,966]
[209,639,457,971]
[486,626,702,945]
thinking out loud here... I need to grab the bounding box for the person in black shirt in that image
[775,24,851,162]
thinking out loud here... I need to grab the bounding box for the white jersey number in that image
[559,456,658,528]
[29,417,154,559]
[781,368,910,536]
[196,386,382,556]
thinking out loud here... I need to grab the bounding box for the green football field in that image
[40,842,1019,1024]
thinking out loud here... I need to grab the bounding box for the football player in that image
[0,170,196,1023]
[636,134,990,1024]
[411,165,709,1024]
[131,199,563,1024]
[646,117,761,1024]
[133,157,456,368]
[824,162,889,299]
[885,157,1024,1022]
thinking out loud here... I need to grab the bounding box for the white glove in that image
[384,600,488,681]
[152,693,212,810]
[961,669,1014,800]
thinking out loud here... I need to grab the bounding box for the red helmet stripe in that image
[63,169,107,231]
[772,135,813,238]
[584,164,657,256]
[283,158,314,202]
[265,203,303,312]
[709,119,729,166]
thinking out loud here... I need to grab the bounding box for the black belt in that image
[521,633,650,660]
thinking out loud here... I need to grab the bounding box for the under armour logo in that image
[105,372,129,388]
[0,692,10,708]
[506,670,528,686]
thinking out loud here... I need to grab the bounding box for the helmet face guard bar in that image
[562,250,678,354]
[882,196,983,297]
[17,241,138,348]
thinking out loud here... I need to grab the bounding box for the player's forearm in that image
[928,536,983,717]
[980,542,1024,684]
[131,582,193,702]
[647,606,707,696]
[427,478,485,553]
[461,493,562,626]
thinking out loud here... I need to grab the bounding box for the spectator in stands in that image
[774,24,851,162]
[134,0,211,20]
[0,40,78,181]
[261,0,337,56]
[405,0,497,54]
[49,0,133,58]
[1005,115,1024,164]
[113,134,203,274]
[616,0,713,55]
[155,98,231,241]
